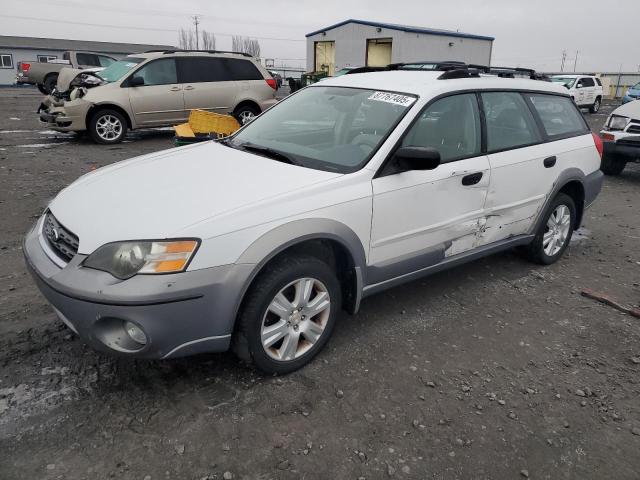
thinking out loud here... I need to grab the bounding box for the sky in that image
[1,0,638,72]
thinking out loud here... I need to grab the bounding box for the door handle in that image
[169,86,181,92]
[461,172,483,186]
[183,85,194,91]
[543,156,557,168]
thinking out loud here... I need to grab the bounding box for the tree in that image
[178,28,196,50]
[232,35,260,58]
[201,31,216,50]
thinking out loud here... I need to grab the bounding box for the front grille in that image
[626,123,640,134]
[42,211,79,263]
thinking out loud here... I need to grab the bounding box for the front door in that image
[369,93,490,283]
[127,58,186,126]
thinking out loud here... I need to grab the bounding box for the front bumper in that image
[38,98,90,132]
[601,130,640,161]
[23,217,254,359]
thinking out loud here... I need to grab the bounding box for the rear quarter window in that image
[527,94,587,138]
[225,59,263,81]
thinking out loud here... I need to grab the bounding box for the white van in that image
[551,75,604,113]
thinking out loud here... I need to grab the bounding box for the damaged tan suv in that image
[39,50,278,144]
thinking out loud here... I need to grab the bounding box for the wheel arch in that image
[233,219,367,323]
[86,103,133,129]
[233,99,262,115]
[530,168,587,234]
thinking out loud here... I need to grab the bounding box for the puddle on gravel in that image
[15,143,69,148]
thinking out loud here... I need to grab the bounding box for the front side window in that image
[402,93,481,163]
[133,59,177,86]
[578,77,595,88]
[97,57,143,83]
[229,86,416,172]
[0,54,13,69]
[551,77,577,89]
[528,94,587,138]
[481,91,541,152]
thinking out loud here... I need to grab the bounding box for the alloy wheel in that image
[543,204,571,256]
[239,110,256,124]
[95,114,123,141]
[260,277,331,361]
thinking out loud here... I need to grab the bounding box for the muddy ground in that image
[0,87,639,480]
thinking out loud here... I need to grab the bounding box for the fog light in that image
[124,321,147,345]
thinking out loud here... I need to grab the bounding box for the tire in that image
[600,153,626,176]
[42,74,58,95]
[233,254,341,374]
[589,97,601,114]
[37,83,49,95]
[88,109,127,144]
[234,104,260,125]
[526,193,576,265]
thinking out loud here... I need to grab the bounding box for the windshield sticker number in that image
[368,92,415,107]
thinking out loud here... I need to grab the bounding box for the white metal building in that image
[0,36,173,85]
[305,19,494,76]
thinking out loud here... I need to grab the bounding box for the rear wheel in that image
[526,193,576,265]
[42,74,58,94]
[88,109,127,144]
[233,254,341,374]
[600,153,626,175]
[589,96,601,114]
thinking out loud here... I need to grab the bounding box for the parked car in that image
[550,74,604,113]
[17,51,117,94]
[268,70,283,88]
[622,82,640,104]
[38,50,278,144]
[600,100,640,175]
[24,64,603,373]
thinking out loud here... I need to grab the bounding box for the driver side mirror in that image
[129,76,144,87]
[393,146,441,171]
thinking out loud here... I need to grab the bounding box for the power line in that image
[0,14,306,42]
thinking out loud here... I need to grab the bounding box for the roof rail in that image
[144,49,252,57]
[345,61,467,75]
[437,64,550,81]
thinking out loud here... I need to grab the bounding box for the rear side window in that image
[225,59,263,81]
[578,77,595,88]
[595,78,602,86]
[481,92,541,152]
[134,59,177,86]
[402,93,481,162]
[76,53,100,66]
[527,94,587,138]
[178,57,227,83]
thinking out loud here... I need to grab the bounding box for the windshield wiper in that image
[238,142,300,166]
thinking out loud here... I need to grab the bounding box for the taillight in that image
[591,132,603,159]
[22,62,30,72]
[265,78,277,90]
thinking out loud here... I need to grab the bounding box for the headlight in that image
[84,239,199,279]
[608,115,630,130]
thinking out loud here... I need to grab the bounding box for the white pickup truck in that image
[16,51,117,94]
[551,75,604,113]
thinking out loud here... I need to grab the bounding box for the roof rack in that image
[143,49,252,57]
[345,61,466,75]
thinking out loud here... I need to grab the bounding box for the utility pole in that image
[192,15,200,50]
[560,50,567,72]
[573,50,579,72]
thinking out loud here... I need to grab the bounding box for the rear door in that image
[127,58,186,126]
[479,91,554,243]
[178,57,238,114]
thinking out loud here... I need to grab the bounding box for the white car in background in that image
[600,100,640,175]
[25,64,604,374]
[551,75,604,113]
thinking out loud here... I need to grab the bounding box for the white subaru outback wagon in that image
[24,63,604,374]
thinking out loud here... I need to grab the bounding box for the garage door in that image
[314,41,335,76]
[367,38,392,67]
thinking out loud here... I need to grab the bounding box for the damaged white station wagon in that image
[24,63,604,374]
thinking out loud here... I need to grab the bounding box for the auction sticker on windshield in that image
[368,92,416,107]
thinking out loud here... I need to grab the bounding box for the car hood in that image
[612,100,640,120]
[50,141,342,254]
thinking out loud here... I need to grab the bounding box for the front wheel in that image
[589,97,601,114]
[88,109,127,144]
[233,254,341,374]
[526,193,576,265]
[600,153,626,175]
[42,74,58,95]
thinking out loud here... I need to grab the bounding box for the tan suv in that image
[39,50,278,144]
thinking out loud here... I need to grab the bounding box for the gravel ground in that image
[0,87,639,480]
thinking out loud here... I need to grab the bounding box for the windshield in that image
[551,77,577,89]
[97,57,144,82]
[229,86,417,173]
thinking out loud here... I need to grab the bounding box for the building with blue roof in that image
[305,19,494,75]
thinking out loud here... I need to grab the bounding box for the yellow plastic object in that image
[190,109,240,135]
[174,122,195,138]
